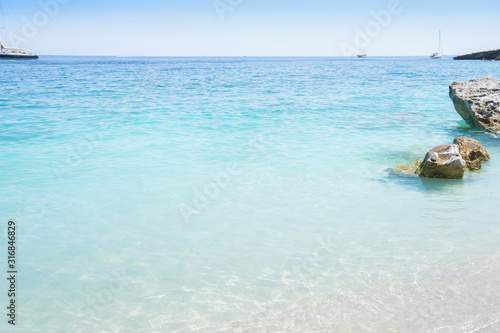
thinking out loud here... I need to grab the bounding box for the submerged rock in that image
[453,136,490,170]
[393,159,423,176]
[449,77,500,133]
[418,144,466,179]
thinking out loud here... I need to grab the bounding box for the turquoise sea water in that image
[1,56,500,332]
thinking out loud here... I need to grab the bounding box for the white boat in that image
[430,30,444,59]
[0,1,38,59]
[0,43,39,59]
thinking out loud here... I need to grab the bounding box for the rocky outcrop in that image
[453,136,490,170]
[449,77,500,133]
[418,144,465,179]
[454,49,500,60]
[392,137,490,179]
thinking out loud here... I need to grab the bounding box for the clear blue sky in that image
[0,0,498,56]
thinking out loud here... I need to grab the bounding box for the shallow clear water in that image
[1,56,500,332]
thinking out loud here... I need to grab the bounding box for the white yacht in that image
[0,1,38,59]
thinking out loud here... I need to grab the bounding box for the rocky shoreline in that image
[393,77,499,180]
[454,49,500,60]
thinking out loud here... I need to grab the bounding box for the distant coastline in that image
[454,48,500,60]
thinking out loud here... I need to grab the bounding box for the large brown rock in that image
[418,144,466,179]
[392,137,489,179]
[453,136,490,170]
[449,77,500,133]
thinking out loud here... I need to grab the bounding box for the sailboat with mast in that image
[0,0,38,59]
[430,30,444,59]
[357,46,367,58]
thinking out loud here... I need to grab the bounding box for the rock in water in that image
[453,136,490,170]
[391,137,489,179]
[449,77,500,133]
[418,144,466,179]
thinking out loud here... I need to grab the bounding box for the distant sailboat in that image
[0,41,38,59]
[357,46,367,58]
[0,0,38,59]
[430,30,444,59]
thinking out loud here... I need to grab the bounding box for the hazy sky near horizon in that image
[0,0,498,56]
